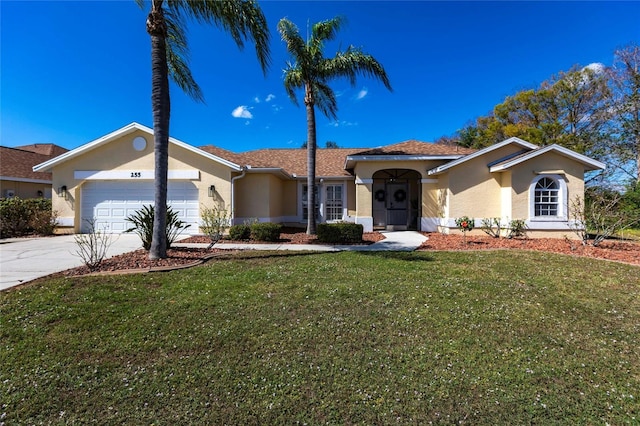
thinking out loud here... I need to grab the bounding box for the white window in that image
[529,175,567,220]
[534,177,559,216]
[325,184,343,221]
[302,184,319,221]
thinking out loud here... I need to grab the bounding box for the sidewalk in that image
[175,231,427,252]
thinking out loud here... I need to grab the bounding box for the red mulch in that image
[55,231,639,278]
[418,233,640,266]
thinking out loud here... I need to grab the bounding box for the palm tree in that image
[278,16,391,234]
[138,0,270,259]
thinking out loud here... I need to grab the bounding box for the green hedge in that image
[0,197,56,238]
[317,222,363,244]
[229,224,251,240]
[250,222,282,242]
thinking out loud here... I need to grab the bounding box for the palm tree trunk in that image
[305,89,317,235]
[147,0,169,259]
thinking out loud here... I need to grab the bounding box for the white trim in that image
[33,122,242,172]
[421,178,438,184]
[525,220,576,231]
[74,170,199,180]
[428,137,538,175]
[490,144,606,172]
[529,174,568,221]
[421,217,439,232]
[345,154,461,170]
[355,216,373,232]
[245,166,293,179]
[0,176,52,184]
[355,177,373,184]
[56,217,74,227]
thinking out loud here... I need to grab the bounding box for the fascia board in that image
[489,144,606,172]
[33,122,241,172]
[427,137,539,176]
[344,154,462,170]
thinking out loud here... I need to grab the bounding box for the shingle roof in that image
[351,140,476,156]
[1,147,57,181]
[17,144,68,157]
[199,141,473,177]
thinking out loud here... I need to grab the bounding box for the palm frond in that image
[170,0,271,74]
[313,81,338,120]
[326,47,393,91]
[283,66,303,106]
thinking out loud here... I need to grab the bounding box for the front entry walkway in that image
[345,231,427,252]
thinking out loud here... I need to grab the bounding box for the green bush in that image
[317,222,363,244]
[125,205,189,250]
[0,197,56,238]
[250,222,282,242]
[229,224,251,240]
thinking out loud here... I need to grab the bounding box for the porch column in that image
[355,177,373,232]
[420,178,439,232]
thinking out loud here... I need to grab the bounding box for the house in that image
[0,144,68,199]
[33,122,605,237]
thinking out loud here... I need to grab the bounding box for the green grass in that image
[1,250,639,424]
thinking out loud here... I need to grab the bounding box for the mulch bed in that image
[418,232,640,266]
[53,231,639,278]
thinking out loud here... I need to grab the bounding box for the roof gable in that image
[428,137,539,175]
[489,144,606,172]
[33,123,241,172]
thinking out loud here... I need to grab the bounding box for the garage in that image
[80,181,200,234]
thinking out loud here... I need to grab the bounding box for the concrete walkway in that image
[0,231,427,291]
[176,231,428,252]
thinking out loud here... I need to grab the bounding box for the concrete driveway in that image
[0,234,142,291]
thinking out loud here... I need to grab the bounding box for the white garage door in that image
[81,181,199,234]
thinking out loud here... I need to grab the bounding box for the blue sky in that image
[2,1,639,152]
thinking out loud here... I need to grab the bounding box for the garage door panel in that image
[81,181,199,234]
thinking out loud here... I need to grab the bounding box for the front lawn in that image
[1,250,639,424]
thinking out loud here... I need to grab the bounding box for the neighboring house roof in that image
[16,143,68,157]
[0,145,68,183]
[33,122,242,172]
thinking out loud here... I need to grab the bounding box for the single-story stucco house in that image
[1,144,68,199]
[33,122,605,237]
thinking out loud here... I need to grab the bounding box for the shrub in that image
[229,224,251,240]
[507,219,528,239]
[200,205,231,248]
[74,219,113,271]
[317,222,363,244]
[0,197,57,238]
[250,222,282,242]
[125,205,189,250]
[481,217,503,238]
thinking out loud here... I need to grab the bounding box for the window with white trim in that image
[302,184,319,220]
[534,177,559,216]
[325,184,343,221]
[529,174,567,221]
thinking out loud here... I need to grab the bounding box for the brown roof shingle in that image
[199,140,475,177]
[1,147,54,181]
[16,143,68,157]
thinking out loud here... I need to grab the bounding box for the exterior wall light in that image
[208,185,216,197]
[59,185,68,200]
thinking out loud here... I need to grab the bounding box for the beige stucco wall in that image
[446,145,523,220]
[233,173,298,221]
[50,129,233,232]
[0,180,52,199]
[346,181,356,217]
[509,152,584,220]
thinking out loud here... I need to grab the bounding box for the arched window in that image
[529,175,567,221]
[534,177,559,216]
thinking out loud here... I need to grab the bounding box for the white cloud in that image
[253,96,260,104]
[271,104,283,113]
[231,105,253,119]
[329,120,358,128]
[265,94,276,102]
[355,87,368,100]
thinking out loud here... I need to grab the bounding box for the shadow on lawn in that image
[356,251,435,262]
